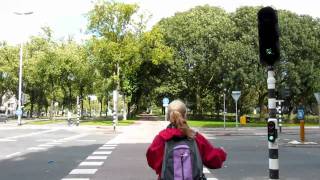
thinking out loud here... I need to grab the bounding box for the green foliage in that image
[1,3,319,119]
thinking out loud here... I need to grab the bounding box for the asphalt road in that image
[0,126,117,180]
[0,123,319,180]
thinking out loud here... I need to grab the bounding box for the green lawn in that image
[187,120,319,128]
[26,120,66,125]
[80,119,136,126]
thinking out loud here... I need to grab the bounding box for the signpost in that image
[113,90,118,131]
[162,97,169,121]
[314,92,320,127]
[297,106,305,142]
[231,91,241,127]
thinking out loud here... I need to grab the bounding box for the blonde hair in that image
[168,100,195,139]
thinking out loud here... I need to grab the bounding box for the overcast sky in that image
[0,0,319,45]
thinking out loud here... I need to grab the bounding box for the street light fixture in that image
[14,11,34,126]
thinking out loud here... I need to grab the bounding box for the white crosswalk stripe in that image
[92,151,112,155]
[69,169,97,174]
[86,156,108,160]
[79,161,104,166]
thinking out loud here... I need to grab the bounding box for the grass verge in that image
[80,119,135,126]
[26,120,66,125]
[187,120,319,128]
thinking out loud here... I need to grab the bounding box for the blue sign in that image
[16,109,22,116]
[297,108,304,120]
[162,97,169,106]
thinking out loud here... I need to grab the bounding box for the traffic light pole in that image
[267,67,279,180]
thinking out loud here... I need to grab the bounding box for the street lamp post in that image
[14,11,33,126]
[223,88,226,129]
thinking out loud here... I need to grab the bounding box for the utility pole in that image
[258,6,280,180]
[14,11,34,126]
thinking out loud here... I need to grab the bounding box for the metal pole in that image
[235,100,238,127]
[224,92,226,129]
[267,67,279,180]
[318,105,320,128]
[76,96,80,126]
[17,42,23,126]
[165,106,168,121]
[113,90,118,131]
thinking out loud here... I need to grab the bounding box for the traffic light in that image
[267,121,277,142]
[257,7,280,66]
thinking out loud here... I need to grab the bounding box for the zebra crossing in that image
[62,144,118,180]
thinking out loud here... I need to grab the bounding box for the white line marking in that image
[79,161,104,166]
[103,144,117,146]
[36,139,56,142]
[69,169,97,174]
[28,147,47,151]
[62,178,90,180]
[5,152,21,158]
[8,129,59,139]
[203,167,210,173]
[207,178,218,180]
[39,144,55,147]
[60,134,88,142]
[0,139,16,142]
[92,151,112,155]
[47,142,62,145]
[87,156,108,160]
[76,140,97,142]
[99,147,115,150]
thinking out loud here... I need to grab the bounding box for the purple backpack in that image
[161,137,206,180]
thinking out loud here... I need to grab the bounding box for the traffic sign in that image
[16,109,22,116]
[314,92,320,104]
[231,91,241,101]
[297,108,304,120]
[162,97,169,107]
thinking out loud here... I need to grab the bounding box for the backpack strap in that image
[160,140,169,180]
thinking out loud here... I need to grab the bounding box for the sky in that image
[0,0,319,45]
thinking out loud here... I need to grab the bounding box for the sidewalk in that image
[107,120,169,144]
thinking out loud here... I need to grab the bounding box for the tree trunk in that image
[99,97,103,117]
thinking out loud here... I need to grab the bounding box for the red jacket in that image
[146,128,227,178]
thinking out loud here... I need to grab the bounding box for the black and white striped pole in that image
[258,6,280,180]
[267,68,279,179]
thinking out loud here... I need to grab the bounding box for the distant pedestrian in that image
[146,100,227,180]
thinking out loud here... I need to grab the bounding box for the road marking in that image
[205,136,216,140]
[203,167,210,173]
[39,144,55,147]
[79,161,104,166]
[76,140,97,142]
[103,144,117,147]
[69,169,97,174]
[99,146,115,150]
[28,147,47,151]
[207,178,218,180]
[5,152,21,158]
[47,142,62,145]
[87,156,108,160]
[92,151,112,155]
[62,178,90,180]
[8,129,59,139]
[0,139,16,142]
[36,139,56,142]
[60,134,88,141]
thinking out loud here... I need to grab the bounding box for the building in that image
[0,92,17,116]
